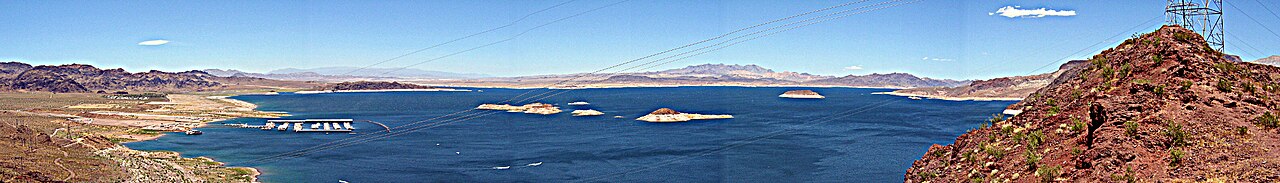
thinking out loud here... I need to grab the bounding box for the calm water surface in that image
[127,87,1014,182]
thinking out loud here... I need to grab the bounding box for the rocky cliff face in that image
[906,25,1280,182]
[0,63,221,92]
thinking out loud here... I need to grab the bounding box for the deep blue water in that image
[126,87,1014,182]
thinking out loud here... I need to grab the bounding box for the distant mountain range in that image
[1252,55,1280,66]
[202,67,490,82]
[890,60,1089,100]
[435,63,971,88]
[0,62,223,92]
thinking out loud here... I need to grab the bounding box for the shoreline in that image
[121,93,267,182]
[872,91,1024,101]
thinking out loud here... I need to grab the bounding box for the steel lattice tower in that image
[1166,0,1224,51]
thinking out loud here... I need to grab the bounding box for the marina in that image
[259,119,356,132]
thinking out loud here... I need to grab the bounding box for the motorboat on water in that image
[184,130,203,135]
[527,162,543,167]
[493,166,511,170]
[568,101,590,106]
[908,96,923,100]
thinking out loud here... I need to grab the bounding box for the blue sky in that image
[1,0,1277,80]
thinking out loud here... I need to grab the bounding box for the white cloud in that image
[922,57,955,62]
[843,65,864,71]
[990,6,1076,18]
[137,39,170,46]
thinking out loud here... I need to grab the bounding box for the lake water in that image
[126,87,1015,182]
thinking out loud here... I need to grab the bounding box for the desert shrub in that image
[1049,105,1059,117]
[1214,62,1240,73]
[1173,32,1196,42]
[1217,78,1234,92]
[1154,85,1166,96]
[1027,130,1045,149]
[1182,80,1194,91]
[1119,63,1132,78]
[989,114,1005,126]
[1069,117,1087,133]
[1243,82,1256,94]
[1169,148,1185,166]
[1037,165,1061,183]
[1257,112,1280,129]
[983,143,1006,159]
[1164,121,1187,147]
[1151,55,1164,65]
[1024,148,1041,170]
[1071,147,1083,156]
[1237,126,1249,136]
[962,151,975,162]
[1133,79,1150,84]
[1125,121,1140,137]
[1091,57,1109,69]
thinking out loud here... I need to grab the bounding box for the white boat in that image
[184,130,202,135]
[262,122,275,130]
[294,123,303,131]
[343,123,354,130]
[908,96,923,100]
[323,123,331,130]
[277,123,288,131]
[568,101,590,106]
[311,123,320,129]
[493,166,511,170]
[526,162,543,166]
[331,123,342,130]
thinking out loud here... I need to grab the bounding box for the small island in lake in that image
[778,90,825,99]
[636,108,733,122]
[571,109,604,116]
[476,103,563,115]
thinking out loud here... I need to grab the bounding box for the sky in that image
[1,0,1278,80]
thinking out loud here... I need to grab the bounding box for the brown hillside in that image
[906,25,1280,182]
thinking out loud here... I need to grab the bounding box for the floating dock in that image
[265,119,356,132]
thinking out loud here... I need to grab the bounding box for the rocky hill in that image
[906,25,1280,182]
[0,62,319,93]
[891,60,1088,100]
[0,63,221,92]
[1253,55,1280,66]
[805,73,970,89]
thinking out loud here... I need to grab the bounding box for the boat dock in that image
[261,119,356,132]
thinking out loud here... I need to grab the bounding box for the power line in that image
[378,0,630,76]
[249,0,909,165]
[239,0,893,165]
[1227,32,1267,58]
[1251,0,1280,23]
[1226,1,1280,41]
[338,0,579,77]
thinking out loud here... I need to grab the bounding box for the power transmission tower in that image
[1166,0,1225,51]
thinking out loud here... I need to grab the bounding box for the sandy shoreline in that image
[120,94,268,182]
[872,91,1024,101]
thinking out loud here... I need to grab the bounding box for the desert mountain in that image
[892,60,1089,100]
[440,64,969,88]
[0,62,320,93]
[269,67,490,79]
[906,25,1280,182]
[805,73,969,89]
[1253,55,1280,66]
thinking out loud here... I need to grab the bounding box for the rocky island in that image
[635,108,733,122]
[779,90,825,99]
